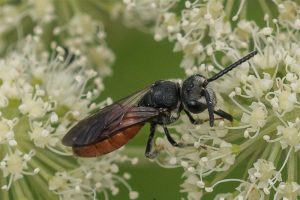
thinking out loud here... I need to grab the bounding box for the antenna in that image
[206,50,258,83]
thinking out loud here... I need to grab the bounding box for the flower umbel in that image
[0,1,115,76]
[121,0,300,199]
[0,36,137,199]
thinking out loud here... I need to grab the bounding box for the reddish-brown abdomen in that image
[73,124,144,157]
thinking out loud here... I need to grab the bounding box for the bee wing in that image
[62,85,158,147]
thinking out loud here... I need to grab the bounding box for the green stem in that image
[295,153,298,182]
[0,144,9,200]
[12,181,28,200]
[1,179,9,200]
[211,140,259,185]
[21,140,75,173]
[68,0,81,14]
[240,121,279,151]
[225,129,244,143]
[225,0,234,19]
[18,178,35,200]
[241,141,265,179]
[258,0,273,19]
[287,150,295,182]
[76,0,111,22]
[53,0,72,24]
[261,143,272,159]
[240,0,247,19]
[38,148,77,169]
[86,0,114,13]
[27,174,57,200]
[267,142,280,162]
[28,158,52,182]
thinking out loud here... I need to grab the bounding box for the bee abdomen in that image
[73,124,144,157]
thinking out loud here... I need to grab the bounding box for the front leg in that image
[203,89,215,127]
[184,109,231,125]
[163,127,185,147]
[214,109,233,122]
[184,109,203,125]
[164,126,206,149]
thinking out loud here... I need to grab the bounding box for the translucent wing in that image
[62,85,158,147]
[72,107,158,157]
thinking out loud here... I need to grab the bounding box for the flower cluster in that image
[0,35,138,199]
[0,1,145,199]
[0,0,114,76]
[121,0,300,199]
[113,0,178,31]
[49,153,139,200]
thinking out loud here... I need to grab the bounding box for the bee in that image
[62,50,257,158]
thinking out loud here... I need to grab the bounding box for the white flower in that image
[181,174,204,200]
[49,154,138,200]
[0,117,17,144]
[242,73,274,98]
[0,149,37,190]
[236,182,264,200]
[0,35,135,199]
[253,47,277,70]
[275,182,300,200]
[121,0,300,199]
[276,119,300,151]
[59,14,115,76]
[18,94,49,119]
[0,1,114,76]
[29,121,58,148]
[240,102,268,136]
[248,159,280,189]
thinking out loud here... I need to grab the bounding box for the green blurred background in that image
[2,0,299,199]
[102,19,185,199]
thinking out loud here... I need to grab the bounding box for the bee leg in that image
[145,123,159,159]
[185,109,229,125]
[214,109,233,122]
[163,127,185,147]
[163,127,205,149]
[184,110,203,125]
[203,89,215,127]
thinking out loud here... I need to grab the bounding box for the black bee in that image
[62,51,257,158]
